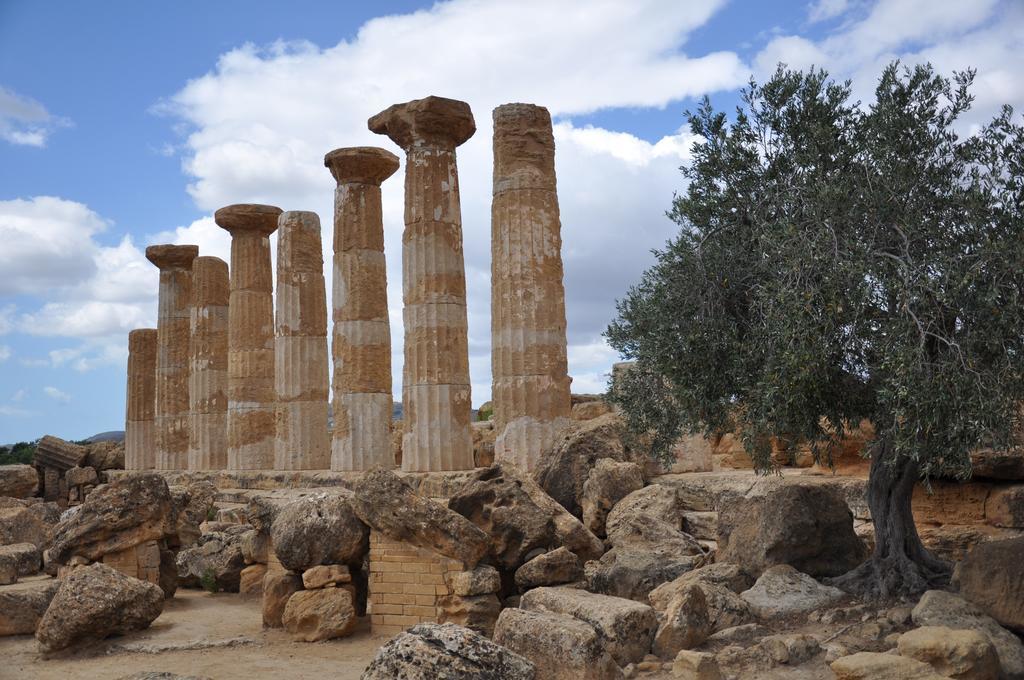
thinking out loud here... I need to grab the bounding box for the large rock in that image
[0,578,59,636]
[262,571,302,628]
[0,542,40,582]
[271,491,369,572]
[740,565,846,619]
[303,564,352,590]
[493,607,623,680]
[512,466,604,563]
[439,593,502,637]
[955,536,1024,633]
[986,486,1024,528]
[47,473,175,565]
[0,465,38,498]
[581,459,644,537]
[520,585,657,665]
[971,448,1024,481]
[84,440,125,471]
[351,469,489,568]
[897,626,1000,680]
[649,564,754,635]
[830,652,947,680]
[175,524,252,592]
[717,483,867,578]
[362,622,536,679]
[448,465,557,569]
[35,563,164,652]
[652,582,712,658]
[282,587,357,642]
[514,547,582,590]
[913,589,1024,679]
[169,481,217,548]
[533,413,636,517]
[446,565,501,596]
[0,505,54,548]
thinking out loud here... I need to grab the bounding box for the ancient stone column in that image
[490,103,572,470]
[125,328,157,470]
[215,204,281,470]
[146,244,199,470]
[274,210,330,470]
[369,96,475,471]
[324,147,399,471]
[189,256,229,470]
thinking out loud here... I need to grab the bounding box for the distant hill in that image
[86,431,125,443]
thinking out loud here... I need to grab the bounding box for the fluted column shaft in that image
[491,103,572,470]
[275,210,330,470]
[125,328,157,470]
[189,256,229,470]
[370,96,476,472]
[325,147,399,471]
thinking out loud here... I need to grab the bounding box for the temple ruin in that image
[125,327,157,471]
[188,256,229,471]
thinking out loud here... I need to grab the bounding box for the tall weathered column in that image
[369,96,475,471]
[491,103,572,470]
[324,147,399,471]
[189,256,229,470]
[215,204,281,470]
[274,210,330,470]
[146,244,199,470]
[125,328,157,470]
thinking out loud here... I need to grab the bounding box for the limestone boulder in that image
[520,585,658,666]
[986,486,1024,528]
[955,536,1024,633]
[673,650,723,680]
[351,469,489,568]
[514,547,582,590]
[362,622,536,679]
[718,483,867,578]
[605,484,685,539]
[35,563,164,652]
[740,565,846,619]
[439,593,502,637]
[0,505,54,548]
[649,565,754,634]
[897,626,1000,680]
[303,564,351,590]
[652,582,712,658]
[84,440,125,471]
[175,524,252,592]
[65,466,98,488]
[919,524,1023,563]
[581,459,644,537]
[239,564,267,596]
[472,421,497,468]
[0,464,38,498]
[282,587,357,642]
[262,571,302,628]
[912,589,1024,679]
[0,578,59,636]
[512,466,604,563]
[448,465,557,569]
[271,491,369,572]
[830,651,948,679]
[493,607,623,680]
[240,529,270,565]
[245,495,279,533]
[446,565,501,596]
[0,542,40,582]
[47,473,175,566]
[169,481,217,548]
[971,448,1024,481]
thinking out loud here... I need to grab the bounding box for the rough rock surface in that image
[302,564,351,589]
[652,582,712,658]
[0,578,59,636]
[446,565,501,596]
[581,459,644,537]
[912,589,1024,679]
[362,622,536,679]
[239,564,267,596]
[493,607,623,680]
[35,563,164,652]
[673,650,723,680]
[0,505,54,548]
[740,565,846,619]
[351,469,489,567]
[514,547,582,590]
[520,585,658,666]
[47,473,174,565]
[649,565,754,635]
[176,524,252,591]
[282,587,357,642]
[830,651,947,679]
[0,542,40,581]
[0,464,38,498]
[170,481,217,548]
[512,466,604,563]
[85,440,126,471]
[955,536,1024,632]
[438,593,502,637]
[271,491,369,572]
[448,465,556,569]
[897,626,1000,680]
[262,571,302,628]
[717,484,867,578]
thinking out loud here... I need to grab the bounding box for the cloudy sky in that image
[0,0,1021,442]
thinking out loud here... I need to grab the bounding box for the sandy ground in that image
[0,588,386,680]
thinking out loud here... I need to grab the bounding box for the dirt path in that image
[0,589,385,680]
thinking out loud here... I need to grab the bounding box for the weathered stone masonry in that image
[189,256,229,471]
[125,328,157,471]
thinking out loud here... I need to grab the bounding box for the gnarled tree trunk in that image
[830,439,951,599]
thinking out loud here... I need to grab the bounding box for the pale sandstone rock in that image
[672,650,723,680]
[188,256,229,471]
[898,626,1000,680]
[0,578,59,636]
[282,587,357,642]
[830,651,947,679]
[0,542,40,580]
[65,466,98,488]
[170,481,217,548]
[36,563,164,652]
[582,459,644,538]
[955,536,1024,633]
[650,566,753,635]
[363,622,536,679]
[270,491,368,572]
[971,448,1024,480]
[918,523,1023,563]
[572,400,613,421]
[446,565,501,597]
[509,465,604,563]
[262,571,302,628]
[175,524,252,592]
[681,512,718,541]
[493,607,623,680]
[85,440,124,472]
[0,464,38,498]
[740,565,846,619]
[439,593,502,637]
[302,564,351,589]
[146,244,199,470]
[652,583,712,658]
[514,547,582,590]
[987,486,1024,528]
[239,564,267,597]
[125,329,157,470]
[912,481,990,526]
[520,585,658,666]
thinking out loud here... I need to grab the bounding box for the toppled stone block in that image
[897,626,999,680]
[446,565,500,597]
[0,464,38,498]
[282,588,357,642]
[176,524,251,592]
[955,535,1024,633]
[302,564,351,589]
[652,583,712,658]
[986,485,1024,528]
[514,547,582,591]
[262,571,302,628]
[65,466,98,488]
[830,651,947,679]
[0,578,59,636]
[494,607,622,680]
[740,565,845,619]
[672,650,723,680]
[271,491,368,572]
[239,564,267,597]
[439,593,502,637]
[581,459,644,538]
[0,542,42,580]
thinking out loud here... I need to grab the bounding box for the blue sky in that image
[0,0,1020,442]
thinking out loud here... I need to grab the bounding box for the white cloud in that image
[0,405,32,418]
[0,86,70,147]
[808,0,850,23]
[11,389,26,402]
[0,345,10,362]
[43,386,71,403]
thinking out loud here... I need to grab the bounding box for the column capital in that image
[214,204,282,236]
[145,244,198,270]
[368,96,475,150]
[324,146,400,186]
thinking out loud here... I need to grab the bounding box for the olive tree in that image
[606,63,1024,598]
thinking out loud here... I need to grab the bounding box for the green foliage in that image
[200,568,219,593]
[0,441,37,466]
[607,63,1024,480]
[206,506,218,522]
[477,406,494,422]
